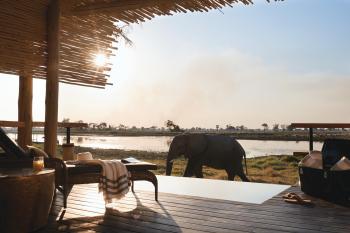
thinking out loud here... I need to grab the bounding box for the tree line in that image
[62,118,299,133]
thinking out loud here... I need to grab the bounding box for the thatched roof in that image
[0,0,264,88]
[71,0,254,23]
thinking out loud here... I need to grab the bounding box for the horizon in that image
[1,0,350,129]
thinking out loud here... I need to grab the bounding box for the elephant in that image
[166,134,249,181]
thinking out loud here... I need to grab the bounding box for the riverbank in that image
[6,127,350,142]
[69,146,304,185]
[39,129,350,141]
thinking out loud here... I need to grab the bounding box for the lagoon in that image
[9,133,322,158]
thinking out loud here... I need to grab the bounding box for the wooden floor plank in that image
[64,187,348,232]
[67,187,350,228]
[61,194,350,233]
[74,184,350,215]
[42,182,349,233]
[51,202,250,233]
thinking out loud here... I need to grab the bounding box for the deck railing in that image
[0,120,88,144]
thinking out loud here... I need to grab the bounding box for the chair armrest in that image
[44,158,67,187]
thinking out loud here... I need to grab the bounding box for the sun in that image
[94,53,106,67]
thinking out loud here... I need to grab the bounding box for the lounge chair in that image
[0,127,158,208]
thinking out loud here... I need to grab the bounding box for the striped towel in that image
[78,159,130,202]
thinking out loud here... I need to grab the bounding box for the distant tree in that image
[216,125,219,131]
[118,124,127,130]
[262,123,269,131]
[286,124,294,131]
[88,123,97,129]
[272,124,279,131]
[165,120,183,132]
[62,118,70,123]
[97,122,107,129]
[238,125,246,131]
[226,124,236,130]
[150,126,158,131]
[280,124,287,131]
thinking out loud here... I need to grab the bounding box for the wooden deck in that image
[40,182,350,233]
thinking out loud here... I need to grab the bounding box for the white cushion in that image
[76,152,93,161]
[331,157,350,171]
[299,150,322,170]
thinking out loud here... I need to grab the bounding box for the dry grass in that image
[246,154,303,184]
[68,146,303,185]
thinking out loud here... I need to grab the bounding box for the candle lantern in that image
[33,156,45,171]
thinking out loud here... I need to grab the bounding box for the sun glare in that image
[94,53,107,67]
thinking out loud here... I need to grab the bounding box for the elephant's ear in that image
[186,134,207,158]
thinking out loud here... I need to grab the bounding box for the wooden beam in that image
[44,0,61,157]
[290,123,350,129]
[0,121,25,128]
[0,121,88,129]
[17,75,33,148]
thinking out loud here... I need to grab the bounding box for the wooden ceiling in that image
[0,0,272,88]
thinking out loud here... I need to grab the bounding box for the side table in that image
[0,168,55,233]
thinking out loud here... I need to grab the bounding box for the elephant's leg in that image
[183,159,195,177]
[225,167,236,181]
[236,164,249,182]
[237,170,249,182]
[194,163,203,178]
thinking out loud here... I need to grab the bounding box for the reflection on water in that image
[8,133,322,158]
[241,140,322,158]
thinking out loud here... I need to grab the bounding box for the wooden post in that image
[18,74,33,148]
[309,127,314,151]
[44,0,61,157]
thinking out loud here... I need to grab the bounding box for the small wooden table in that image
[125,161,158,200]
[0,168,55,233]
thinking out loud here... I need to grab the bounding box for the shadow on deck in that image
[40,180,350,233]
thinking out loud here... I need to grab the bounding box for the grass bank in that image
[69,146,303,185]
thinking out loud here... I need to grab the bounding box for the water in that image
[9,133,322,158]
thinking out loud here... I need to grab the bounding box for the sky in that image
[1,0,350,129]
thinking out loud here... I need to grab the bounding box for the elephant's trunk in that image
[166,158,174,176]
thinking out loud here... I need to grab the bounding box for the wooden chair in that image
[0,127,158,208]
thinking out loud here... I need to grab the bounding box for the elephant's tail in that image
[244,152,248,175]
